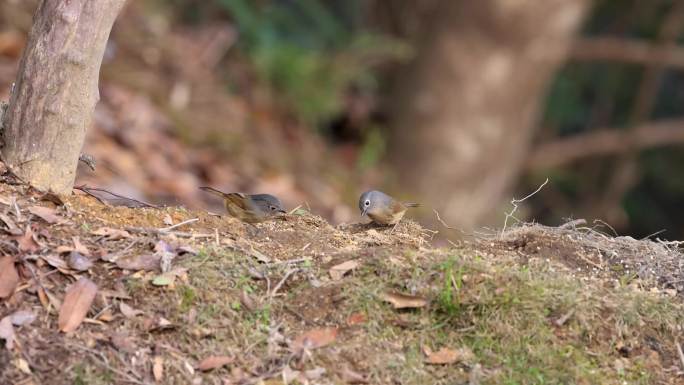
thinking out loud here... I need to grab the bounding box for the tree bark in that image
[389,0,589,229]
[0,0,126,194]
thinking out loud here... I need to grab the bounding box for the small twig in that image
[269,268,299,298]
[592,219,618,237]
[288,205,303,215]
[124,226,213,238]
[500,178,549,239]
[640,229,666,240]
[554,309,575,327]
[160,218,198,232]
[78,153,97,171]
[558,219,587,229]
[74,185,159,208]
[266,258,310,267]
[676,338,684,372]
[433,209,458,230]
[66,343,149,385]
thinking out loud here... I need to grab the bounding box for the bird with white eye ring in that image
[358,190,419,230]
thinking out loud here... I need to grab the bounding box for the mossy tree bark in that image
[0,0,126,194]
[389,0,589,229]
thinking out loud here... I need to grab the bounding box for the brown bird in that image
[358,190,419,226]
[200,186,286,223]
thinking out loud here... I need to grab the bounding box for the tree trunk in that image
[0,0,126,194]
[389,0,589,229]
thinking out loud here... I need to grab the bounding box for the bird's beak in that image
[361,208,367,217]
[277,209,286,214]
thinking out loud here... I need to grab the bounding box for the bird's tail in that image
[199,186,229,198]
[404,202,420,208]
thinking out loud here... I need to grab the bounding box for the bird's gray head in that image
[359,190,392,217]
[250,194,286,215]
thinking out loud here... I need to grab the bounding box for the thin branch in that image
[74,185,159,208]
[570,37,684,69]
[527,119,684,170]
[269,268,299,298]
[500,178,549,238]
[160,218,198,232]
[676,339,684,372]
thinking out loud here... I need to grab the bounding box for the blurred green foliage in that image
[217,0,409,126]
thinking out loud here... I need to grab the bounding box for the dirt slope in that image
[0,183,682,385]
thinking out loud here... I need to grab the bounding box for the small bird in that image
[200,186,286,223]
[358,190,419,227]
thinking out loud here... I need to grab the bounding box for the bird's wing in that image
[224,193,253,211]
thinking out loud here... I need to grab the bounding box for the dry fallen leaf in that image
[58,277,98,332]
[28,205,61,224]
[291,327,338,352]
[339,366,368,384]
[0,213,22,235]
[329,260,360,281]
[116,254,161,271]
[110,332,137,353]
[0,316,15,350]
[15,226,39,253]
[381,291,428,309]
[153,356,164,381]
[42,254,68,270]
[119,302,144,318]
[92,227,131,240]
[72,237,91,256]
[423,346,473,365]
[197,355,234,371]
[0,256,19,298]
[12,358,31,374]
[68,252,93,271]
[346,313,366,326]
[10,310,36,326]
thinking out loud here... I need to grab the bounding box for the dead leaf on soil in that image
[153,356,164,381]
[41,254,68,270]
[423,346,474,365]
[15,226,39,253]
[72,237,91,256]
[115,253,161,271]
[28,205,61,224]
[12,358,31,374]
[143,315,174,331]
[0,256,19,298]
[67,251,93,271]
[39,192,64,206]
[291,327,338,352]
[110,331,137,353]
[162,214,173,226]
[339,366,368,384]
[10,310,36,326]
[58,277,98,332]
[0,316,15,350]
[381,291,428,309]
[0,213,22,235]
[329,260,360,281]
[92,227,131,240]
[198,355,234,371]
[119,302,144,318]
[346,313,366,326]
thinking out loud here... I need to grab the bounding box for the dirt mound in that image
[0,183,682,384]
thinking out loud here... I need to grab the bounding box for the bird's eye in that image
[270,206,277,211]
[364,200,370,207]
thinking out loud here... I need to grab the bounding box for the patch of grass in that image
[341,251,683,385]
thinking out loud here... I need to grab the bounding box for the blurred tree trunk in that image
[0,0,126,194]
[389,0,589,229]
